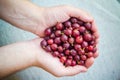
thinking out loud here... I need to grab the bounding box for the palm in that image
[31,38,95,77]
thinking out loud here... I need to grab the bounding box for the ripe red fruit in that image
[64,29,72,35]
[56,23,63,30]
[53,51,59,57]
[74,44,81,51]
[65,59,72,66]
[77,20,84,26]
[58,46,63,52]
[74,55,80,61]
[70,49,77,56]
[71,17,78,23]
[65,50,70,55]
[71,60,76,66]
[41,17,98,67]
[64,21,71,27]
[78,49,85,55]
[60,56,66,63]
[81,55,87,60]
[69,37,74,44]
[54,37,61,44]
[61,34,68,42]
[88,45,94,51]
[47,39,53,45]
[82,41,88,48]
[68,55,73,60]
[41,40,47,48]
[55,30,61,36]
[76,36,83,44]
[72,29,80,37]
[72,23,80,28]
[63,42,70,49]
[51,44,57,51]
[50,33,55,39]
[84,33,92,41]
[79,26,86,33]
[45,45,52,52]
[45,28,51,36]
[78,60,85,65]
[84,22,92,30]
[87,52,93,57]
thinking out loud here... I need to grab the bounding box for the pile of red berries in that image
[41,17,97,67]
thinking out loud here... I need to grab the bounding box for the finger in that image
[63,5,94,22]
[63,65,87,76]
[85,57,94,68]
[94,51,99,58]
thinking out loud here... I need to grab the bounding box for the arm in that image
[0,41,36,78]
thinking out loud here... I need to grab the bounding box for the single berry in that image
[76,36,83,44]
[84,33,92,41]
[53,51,59,57]
[79,26,86,33]
[60,56,66,63]
[81,55,87,60]
[72,23,80,28]
[47,39,53,45]
[64,29,72,35]
[41,40,47,48]
[82,41,88,48]
[54,37,61,44]
[87,52,93,57]
[51,44,57,51]
[63,42,70,49]
[84,22,92,30]
[69,37,74,44]
[61,34,68,42]
[45,28,51,36]
[74,44,81,51]
[58,46,63,52]
[74,55,80,61]
[45,45,52,52]
[71,60,76,66]
[71,17,78,23]
[55,30,62,36]
[70,49,77,56]
[72,29,80,37]
[56,23,63,30]
[64,21,71,27]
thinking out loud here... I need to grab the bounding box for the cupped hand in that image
[30,38,98,77]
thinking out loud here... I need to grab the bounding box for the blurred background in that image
[0,0,120,80]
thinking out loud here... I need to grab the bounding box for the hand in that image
[30,38,98,77]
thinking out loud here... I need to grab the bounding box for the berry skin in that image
[54,37,61,44]
[58,46,63,53]
[88,45,94,51]
[60,56,67,63]
[45,28,51,36]
[61,34,68,42]
[84,22,92,30]
[72,29,80,37]
[81,55,87,60]
[64,21,71,27]
[41,40,47,48]
[56,23,63,30]
[45,45,52,52]
[82,41,88,48]
[74,55,80,61]
[51,44,58,51]
[70,49,77,56]
[64,29,72,35]
[79,26,86,33]
[71,60,76,66]
[72,23,80,28]
[76,36,83,44]
[53,51,59,57]
[78,60,85,65]
[71,17,78,23]
[50,33,55,39]
[63,43,70,49]
[47,39,53,45]
[55,30,62,36]
[69,37,74,44]
[74,44,81,51]
[87,52,93,57]
[65,50,70,55]
[84,33,92,41]
[65,59,72,66]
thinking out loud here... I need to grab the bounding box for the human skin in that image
[0,0,99,79]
